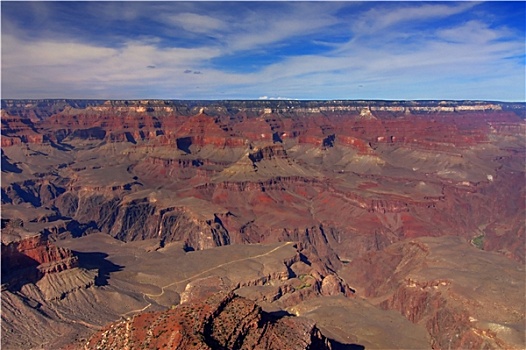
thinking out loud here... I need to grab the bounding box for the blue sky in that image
[1,1,525,101]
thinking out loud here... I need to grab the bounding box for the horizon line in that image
[2,98,525,103]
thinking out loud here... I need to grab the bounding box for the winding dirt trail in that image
[121,241,294,317]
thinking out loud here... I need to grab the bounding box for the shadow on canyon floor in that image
[74,251,123,286]
[330,341,366,350]
[262,310,365,350]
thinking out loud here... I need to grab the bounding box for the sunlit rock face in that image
[1,99,524,349]
[2,99,523,262]
[80,291,332,350]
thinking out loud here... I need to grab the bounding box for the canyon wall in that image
[2,99,524,349]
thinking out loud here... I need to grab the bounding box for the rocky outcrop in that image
[1,99,524,348]
[80,291,332,350]
[2,100,522,151]
[1,225,78,289]
[100,199,231,249]
[249,144,289,162]
[2,179,65,206]
[1,110,45,146]
[0,224,101,349]
[341,237,525,350]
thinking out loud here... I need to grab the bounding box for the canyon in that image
[1,99,524,349]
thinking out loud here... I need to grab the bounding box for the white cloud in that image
[1,2,524,101]
[258,96,296,100]
[227,10,339,52]
[436,20,510,44]
[1,35,115,68]
[1,34,223,98]
[163,12,227,34]
[352,2,478,34]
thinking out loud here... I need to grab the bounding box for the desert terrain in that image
[1,99,524,349]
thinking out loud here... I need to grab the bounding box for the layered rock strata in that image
[80,291,332,350]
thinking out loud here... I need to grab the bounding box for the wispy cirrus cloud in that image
[224,3,344,52]
[1,32,222,98]
[350,1,478,34]
[163,12,228,34]
[436,20,512,44]
[1,1,524,101]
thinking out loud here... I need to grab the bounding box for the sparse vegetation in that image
[471,235,484,250]
[297,274,313,289]
[297,283,311,290]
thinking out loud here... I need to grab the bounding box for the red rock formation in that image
[342,237,525,350]
[80,291,332,350]
[1,227,78,288]
[2,99,524,263]
[1,100,522,163]
[1,111,45,146]
[1,99,523,349]
[173,112,246,148]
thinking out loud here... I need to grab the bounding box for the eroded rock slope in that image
[2,99,524,349]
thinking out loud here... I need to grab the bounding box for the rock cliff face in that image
[1,222,79,289]
[1,99,524,263]
[1,99,524,349]
[1,99,522,149]
[0,222,106,349]
[2,100,524,258]
[340,236,525,350]
[80,291,332,350]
